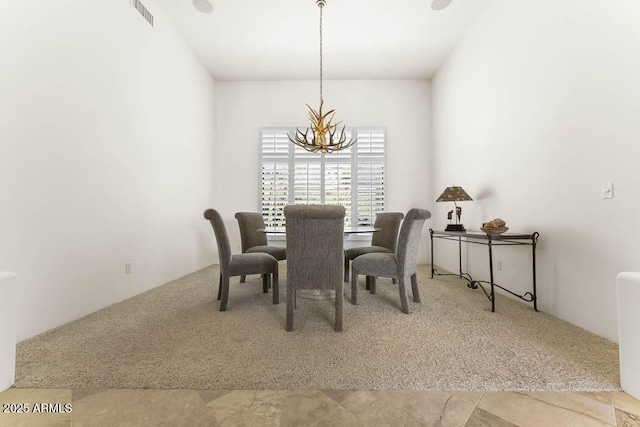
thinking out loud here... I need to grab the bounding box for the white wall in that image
[432,0,640,341]
[214,80,433,259]
[0,0,217,340]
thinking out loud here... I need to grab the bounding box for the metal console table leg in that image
[532,232,539,311]
[488,238,495,312]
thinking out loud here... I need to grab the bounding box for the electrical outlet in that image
[496,260,502,271]
[125,262,132,274]
[602,182,614,199]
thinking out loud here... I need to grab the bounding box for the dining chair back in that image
[351,208,431,314]
[397,209,429,278]
[204,209,279,311]
[371,212,405,250]
[235,212,269,251]
[207,209,232,271]
[235,212,287,283]
[284,204,345,331]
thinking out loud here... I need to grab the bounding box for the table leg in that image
[532,232,539,312]
[430,230,434,278]
[458,236,463,277]
[488,239,495,312]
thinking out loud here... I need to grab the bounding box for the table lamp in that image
[436,186,473,232]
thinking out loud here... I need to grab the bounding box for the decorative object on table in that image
[288,0,357,154]
[351,208,431,314]
[481,218,509,235]
[436,186,473,232]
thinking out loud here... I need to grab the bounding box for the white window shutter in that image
[325,162,352,223]
[260,129,290,227]
[355,129,386,227]
[260,127,385,228]
[293,162,322,205]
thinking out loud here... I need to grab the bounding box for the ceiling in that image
[153,0,491,81]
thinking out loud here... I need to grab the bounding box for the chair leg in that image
[369,276,377,294]
[365,276,371,291]
[286,282,294,331]
[398,276,410,314]
[219,274,230,311]
[335,283,344,332]
[240,275,246,283]
[217,273,222,301]
[344,254,349,282]
[262,274,269,293]
[351,268,358,305]
[392,278,398,284]
[411,273,420,303]
[272,269,279,304]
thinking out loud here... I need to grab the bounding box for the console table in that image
[429,229,540,312]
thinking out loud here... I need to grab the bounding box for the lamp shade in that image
[436,186,473,202]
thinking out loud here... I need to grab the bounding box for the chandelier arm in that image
[324,112,335,128]
[336,126,344,145]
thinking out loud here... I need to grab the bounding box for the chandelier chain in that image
[319,3,323,103]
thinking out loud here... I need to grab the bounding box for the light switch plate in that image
[602,182,614,199]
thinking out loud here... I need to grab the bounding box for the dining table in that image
[258,226,380,237]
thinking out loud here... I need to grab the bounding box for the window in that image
[260,127,386,228]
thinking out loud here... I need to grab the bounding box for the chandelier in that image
[289,0,357,154]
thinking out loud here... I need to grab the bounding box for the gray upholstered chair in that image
[284,205,345,332]
[204,209,279,311]
[351,208,431,314]
[344,212,404,282]
[235,212,287,283]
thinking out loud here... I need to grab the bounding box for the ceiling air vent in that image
[131,0,154,26]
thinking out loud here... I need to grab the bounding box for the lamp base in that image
[445,224,466,232]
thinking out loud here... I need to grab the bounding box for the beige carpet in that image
[15,265,620,391]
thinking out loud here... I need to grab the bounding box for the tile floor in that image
[0,388,639,426]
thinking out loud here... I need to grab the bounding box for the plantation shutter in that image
[324,132,354,225]
[355,129,386,227]
[260,129,290,227]
[260,127,385,228]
